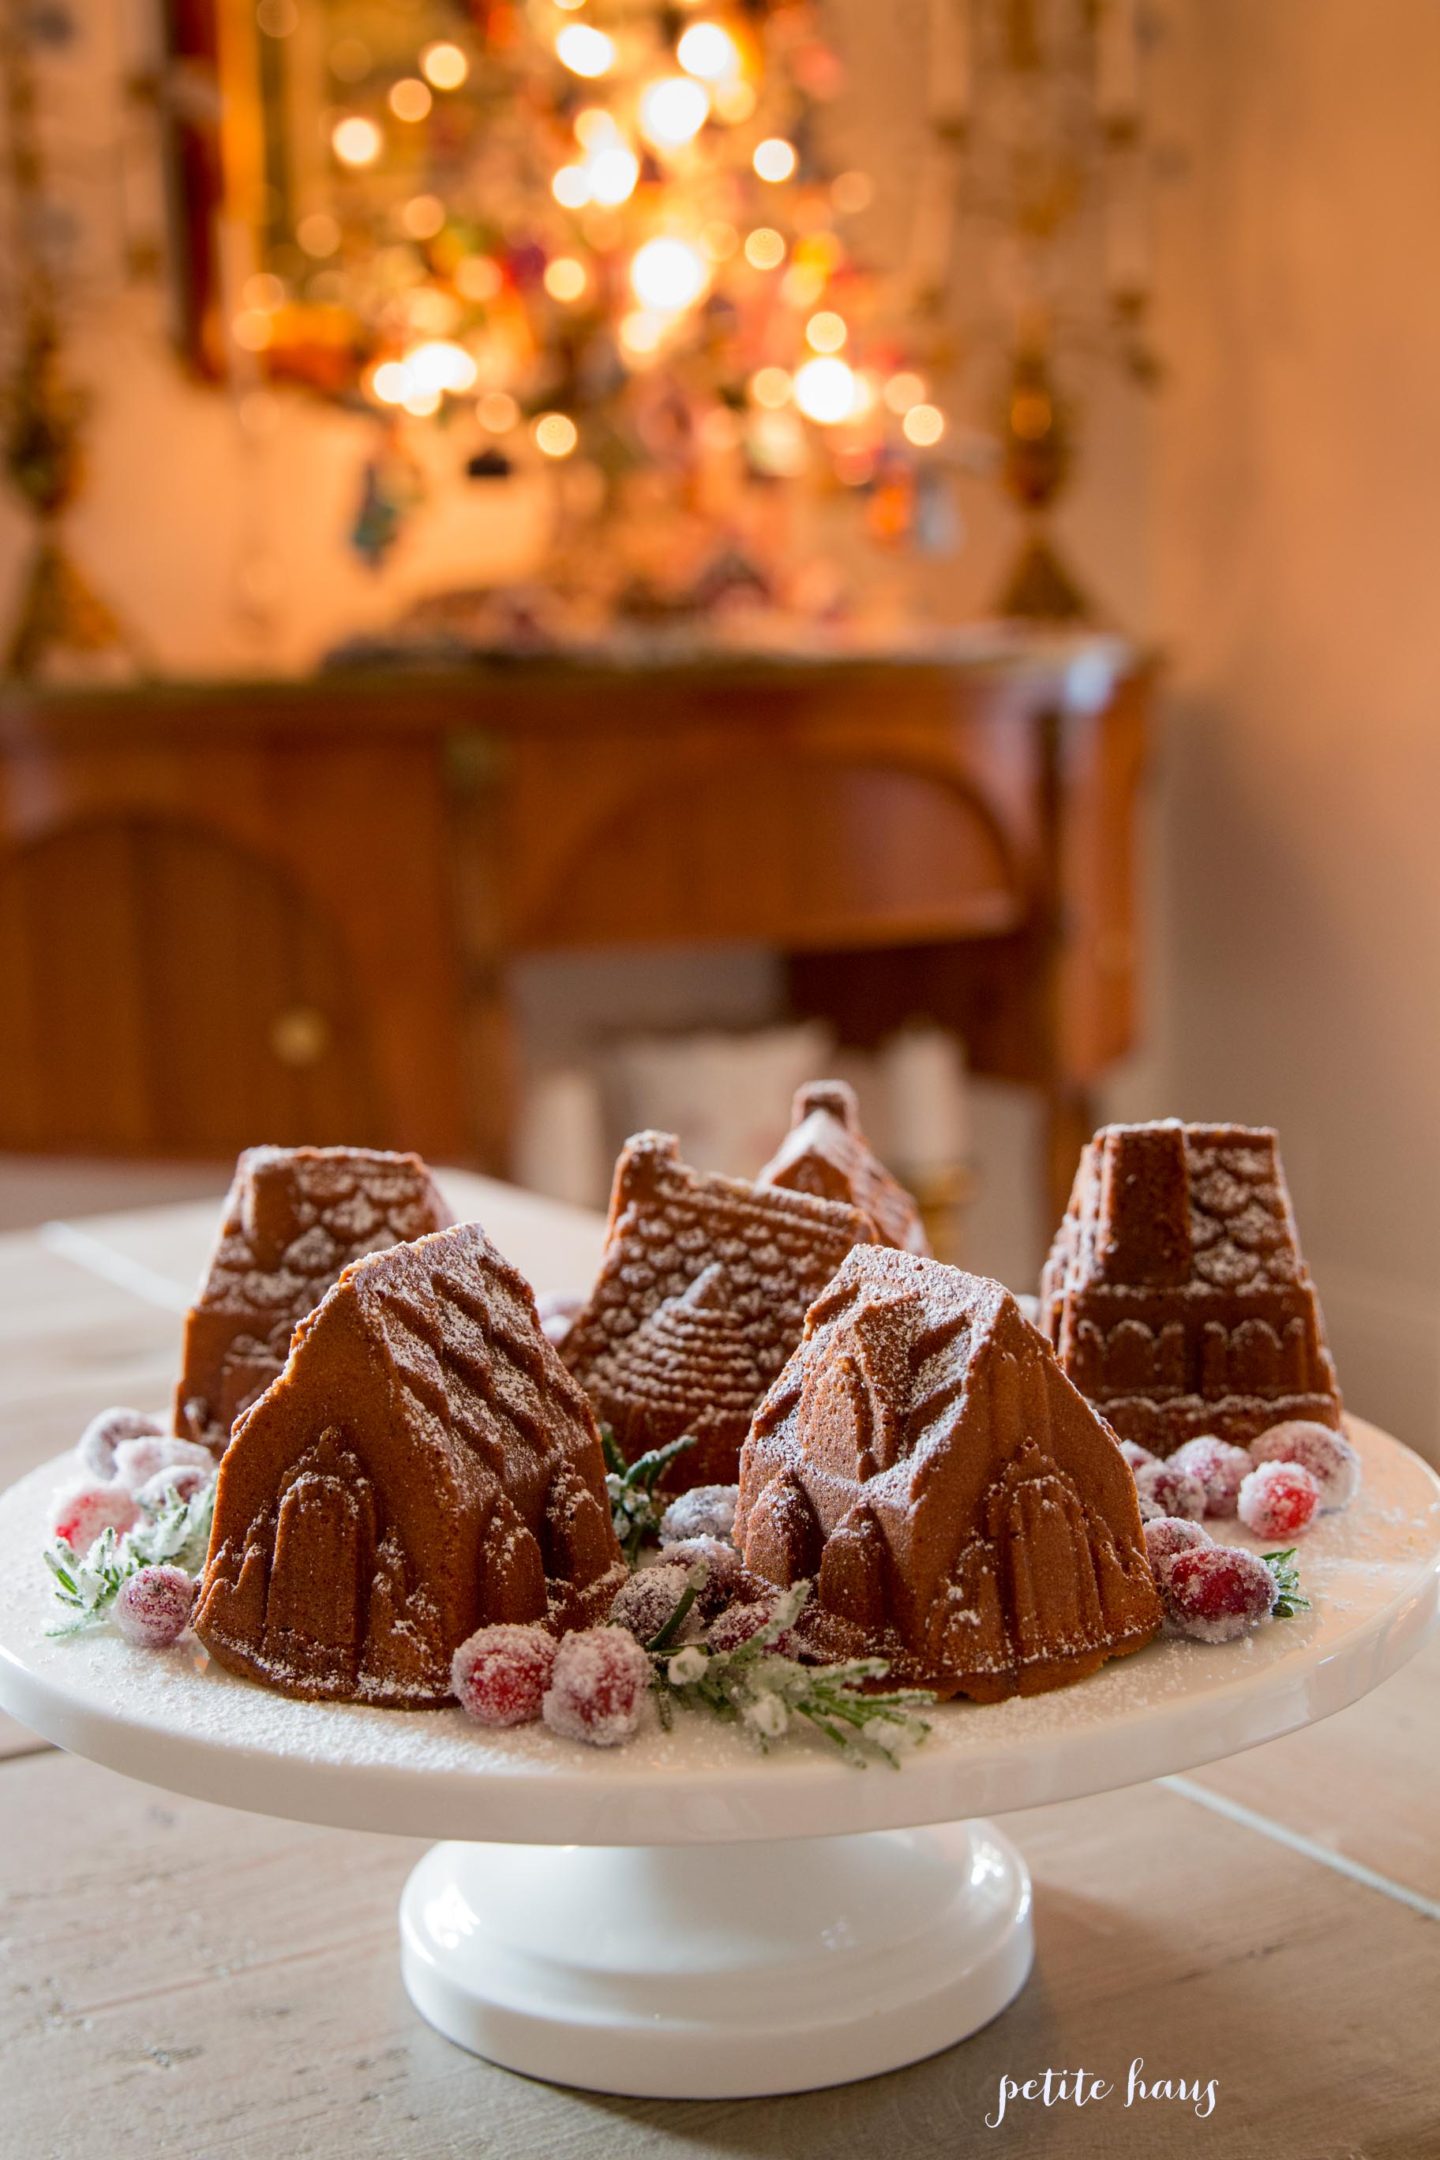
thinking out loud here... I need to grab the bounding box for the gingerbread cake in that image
[175,1146,452,1454]
[193,1221,625,1707]
[561,1130,873,1488]
[1041,1121,1342,1454]
[758,1079,929,1255]
[736,1246,1162,1701]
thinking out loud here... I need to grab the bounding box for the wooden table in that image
[3,1185,1437,2160]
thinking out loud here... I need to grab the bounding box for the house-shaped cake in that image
[561,1130,873,1487]
[758,1079,929,1255]
[194,1222,625,1706]
[1041,1121,1343,1454]
[736,1247,1161,1701]
[176,1145,452,1453]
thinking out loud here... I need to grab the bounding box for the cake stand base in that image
[399,1821,1033,2098]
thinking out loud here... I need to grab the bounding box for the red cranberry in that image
[451,1624,557,1727]
[1163,1545,1277,1643]
[541,1628,653,1747]
[1237,1460,1321,1540]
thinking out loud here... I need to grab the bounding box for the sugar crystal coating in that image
[609,1565,703,1645]
[77,1406,164,1482]
[542,1627,653,1746]
[451,1624,557,1727]
[1142,1514,1213,1579]
[659,1484,740,1547]
[1162,1545,1276,1643]
[52,1482,139,1554]
[1237,1459,1320,1540]
[1132,1457,1207,1523]
[1250,1420,1361,1510]
[113,1435,214,1496]
[758,1079,929,1256]
[1169,1435,1252,1518]
[114,1565,197,1649]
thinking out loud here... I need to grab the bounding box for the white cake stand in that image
[2,1419,1437,2100]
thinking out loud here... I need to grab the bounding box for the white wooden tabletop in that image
[3,1177,1438,2159]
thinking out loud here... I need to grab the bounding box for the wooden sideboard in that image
[0,637,1152,1221]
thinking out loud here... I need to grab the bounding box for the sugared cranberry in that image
[1237,1459,1321,1540]
[76,1406,164,1482]
[1170,1436,1252,1518]
[1162,1544,1277,1643]
[134,1463,213,1514]
[51,1482,138,1554]
[662,1537,747,1614]
[1133,1458,1207,1523]
[542,1628,653,1747]
[706,1594,802,1658]
[609,1565,702,1645]
[1250,1421,1361,1511]
[451,1624,557,1727]
[1143,1514,1213,1580]
[1117,1439,1158,1473]
[112,1435,214,1496]
[113,1565,197,1648]
[659,1484,739,1547]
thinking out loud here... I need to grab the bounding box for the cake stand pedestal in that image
[1,1419,1437,2100]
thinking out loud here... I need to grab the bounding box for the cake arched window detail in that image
[736,1247,1161,1702]
[194,1222,625,1707]
[1042,1122,1342,1454]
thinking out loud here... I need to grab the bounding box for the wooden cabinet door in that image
[0,815,384,1155]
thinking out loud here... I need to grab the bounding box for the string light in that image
[407,340,478,394]
[638,77,709,150]
[805,310,847,353]
[552,165,590,209]
[702,221,739,261]
[713,79,756,122]
[619,309,665,355]
[405,387,441,417]
[883,371,926,414]
[575,108,616,149]
[793,356,857,425]
[478,390,519,431]
[902,403,946,446]
[243,272,286,310]
[232,309,273,352]
[750,366,792,409]
[389,77,432,121]
[630,236,708,312]
[402,194,446,239]
[743,227,785,270]
[556,24,615,77]
[831,170,873,215]
[420,42,468,90]
[534,411,579,457]
[455,256,502,301]
[677,23,740,82]
[372,361,410,405]
[588,144,640,205]
[331,116,382,168]
[297,212,339,257]
[753,138,797,183]
[544,256,588,302]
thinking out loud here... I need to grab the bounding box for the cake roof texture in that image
[1041,1121,1342,1453]
[758,1079,929,1255]
[736,1246,1161,1701]
[176,1146,452,1453]
[562,1130,873,1487]
[194,1221,624,1706]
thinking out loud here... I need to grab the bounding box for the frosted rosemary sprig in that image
[44,1480,216,1637]
[1262,1548,1309,1620]
[601,1427,695,1564]
[647,1576,935,1768]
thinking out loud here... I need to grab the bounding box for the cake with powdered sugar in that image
[735,1246,1161,1701]
[1041,1121,1342,1454]
[757,1079,929,1255]
[175,1146,452,1453]
[561,1130,873,1488]
[193,1221,625,1707]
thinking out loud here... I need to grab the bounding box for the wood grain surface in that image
[2,1193,1437,2159]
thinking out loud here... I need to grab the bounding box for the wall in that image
[1121,0,1440,1451]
